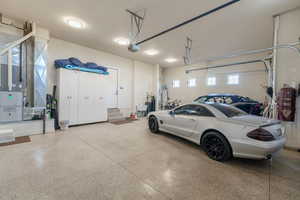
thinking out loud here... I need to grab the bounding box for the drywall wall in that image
[163,56,268,104]
[276,8,300,149]
[276,8,300,90]
[132,60,155,111]
[48,38,157,116]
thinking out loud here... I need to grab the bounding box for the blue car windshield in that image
[209,104,247,118]
[195,96,208,103]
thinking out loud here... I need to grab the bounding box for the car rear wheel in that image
[202,131,232,162]
[148,116,159,133]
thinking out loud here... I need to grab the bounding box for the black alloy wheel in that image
[202,132,232,162]
[148,116,159,133]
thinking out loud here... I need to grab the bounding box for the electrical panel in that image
[0,92,23,123]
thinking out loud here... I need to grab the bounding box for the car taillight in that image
[247,128,275,141]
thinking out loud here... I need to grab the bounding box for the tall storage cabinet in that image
[57,68,108,126]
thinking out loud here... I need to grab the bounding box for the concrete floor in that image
[0,119,299,200]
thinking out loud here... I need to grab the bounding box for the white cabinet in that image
[57,68,109,126]
[57,69,79,125]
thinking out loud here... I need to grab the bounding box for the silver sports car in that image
[148,103,286,161]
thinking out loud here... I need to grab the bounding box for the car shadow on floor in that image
[156,129,300,183]
[157,130,274,169]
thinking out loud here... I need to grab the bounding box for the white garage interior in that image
[0,0,300,199]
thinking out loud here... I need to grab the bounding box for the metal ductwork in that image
[0,17,48,122]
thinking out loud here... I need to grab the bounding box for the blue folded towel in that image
[97,65,108,72]
[85,62,108,72]
[55,57,109,75]
[69,57,84,67]
[64,65,109,75]
[85,62,98,68]
[54,59,71,68]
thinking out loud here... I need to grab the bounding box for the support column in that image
[153,64,160,111]
[272,15,280,119]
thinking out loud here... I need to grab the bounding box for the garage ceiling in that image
[1,0,300,67]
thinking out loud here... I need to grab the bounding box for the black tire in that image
[201,131,232,162]
[148,116,159,133]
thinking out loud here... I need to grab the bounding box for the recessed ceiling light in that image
[144,49,159,56]
[64,17,86,29]
[113,37,130,46]
[165,58,178,63]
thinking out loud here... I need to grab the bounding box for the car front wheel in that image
[148,116,159,133]
[202,131,232,162]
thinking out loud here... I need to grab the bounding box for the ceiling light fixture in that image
[165,58,178,63]
[113,37,130,46]
[64,17,86,29]
[144,49,159,56]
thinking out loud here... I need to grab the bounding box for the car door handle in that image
[189,118,196,122]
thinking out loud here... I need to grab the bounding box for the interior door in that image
[103,68,118,108]
[164,105,199,137]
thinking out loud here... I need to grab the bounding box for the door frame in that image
[106,66,120,108]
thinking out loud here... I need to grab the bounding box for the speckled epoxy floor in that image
[0,119,299,200]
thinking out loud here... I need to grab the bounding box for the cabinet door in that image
[58,69,79,125]
[93,75,108,122]
[77,72,109,123]
[77,72,93,124]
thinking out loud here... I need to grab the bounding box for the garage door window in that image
[172,80,180,88]
[207,77,216,86]
[228,74,239,85]
[187,78,196,88]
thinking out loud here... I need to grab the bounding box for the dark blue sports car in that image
[194,94,263,116]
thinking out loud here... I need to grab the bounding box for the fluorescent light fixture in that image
[165,58,178,63]
[64,17,86,29]
[113,37,130,46]
[144,49,159,56]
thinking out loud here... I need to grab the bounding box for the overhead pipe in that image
[197,42,300,63]
[272,15,280,119]
[7,49,12,91]
[135,0,240,46]
[0,22,36,91]
[186,58,273,95]
[0,23,36,56]
[185,59,268,73]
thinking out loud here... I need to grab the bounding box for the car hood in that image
[227,115,280,127]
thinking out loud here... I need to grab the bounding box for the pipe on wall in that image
[272,15,280,118]
[194,42,300,64]
[185,59,267,73]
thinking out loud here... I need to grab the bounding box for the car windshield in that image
[209,103,247,118]
[194,96,208,103]
[239,96,253,102]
